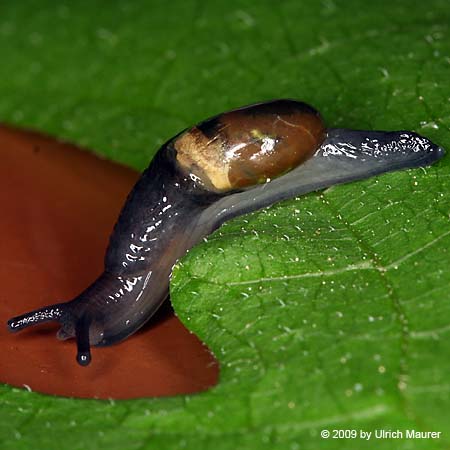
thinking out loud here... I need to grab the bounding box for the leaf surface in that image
[0,1,449,449]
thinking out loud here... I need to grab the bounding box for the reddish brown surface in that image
[0,125,218,399]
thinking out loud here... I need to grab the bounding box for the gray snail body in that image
[7,99,445,365]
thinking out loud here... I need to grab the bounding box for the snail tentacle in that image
[75,314,92,366]
[7,303,65,332]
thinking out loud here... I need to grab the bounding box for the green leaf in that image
[1,1,449,449]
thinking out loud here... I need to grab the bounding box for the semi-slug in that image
[7,99,445,366]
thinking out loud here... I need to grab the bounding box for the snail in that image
[7,99,445,366]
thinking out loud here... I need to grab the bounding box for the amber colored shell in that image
[173,99,326,192]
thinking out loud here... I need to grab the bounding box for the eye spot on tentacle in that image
[173,99,326,192]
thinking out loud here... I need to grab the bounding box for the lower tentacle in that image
[7,303,65,332]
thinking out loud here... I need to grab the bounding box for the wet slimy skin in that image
[7,99,445,366]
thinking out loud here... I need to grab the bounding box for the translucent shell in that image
[173,99,326,192]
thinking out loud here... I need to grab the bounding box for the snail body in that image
[7,99,445,366]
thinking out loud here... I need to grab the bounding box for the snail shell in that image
[174,100,325,191]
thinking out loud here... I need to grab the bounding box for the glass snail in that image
[7,99,445,365]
